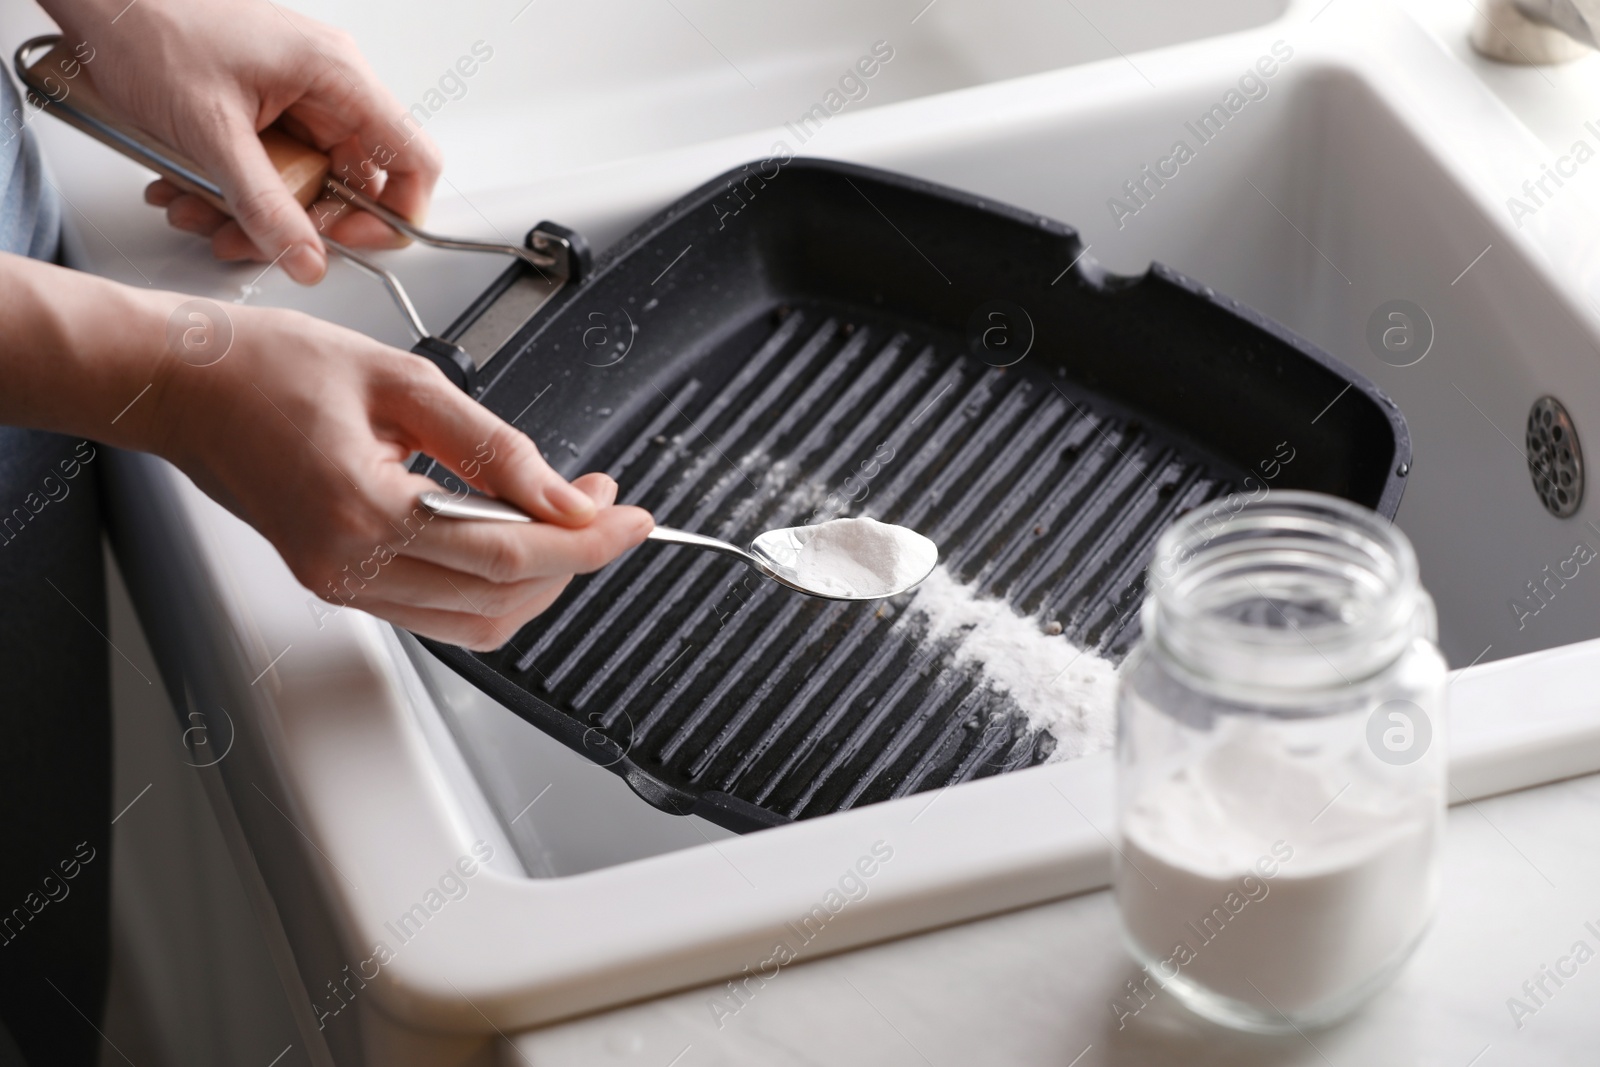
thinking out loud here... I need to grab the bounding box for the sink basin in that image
[872,62,1600,674]
[90,0,1600,1053]
[399,0,1600,882]
[292,0,1288,188]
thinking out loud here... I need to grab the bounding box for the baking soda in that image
[1117,726,1441,1017]
[789,517,938,598]
[905,566,1119,759]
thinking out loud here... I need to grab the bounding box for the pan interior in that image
[466,299,1239,824]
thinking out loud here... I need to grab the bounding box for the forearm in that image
[0,250,176,453]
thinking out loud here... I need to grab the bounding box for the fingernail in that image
[550,480,597,520]
[284,241,326,284]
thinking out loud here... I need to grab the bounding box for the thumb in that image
[204,115,327,283]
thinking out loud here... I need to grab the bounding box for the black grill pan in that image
[414,158,1410,833]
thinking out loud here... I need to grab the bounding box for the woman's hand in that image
[145,299,654,651]
[2,255,650,655]
[5,6,635,649]
[41,0,439,283]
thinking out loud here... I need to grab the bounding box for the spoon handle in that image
[418,491,759,565]
[642,524,759,565]
[419,491,531,522]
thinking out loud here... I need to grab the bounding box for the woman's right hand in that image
[147,297,653,651]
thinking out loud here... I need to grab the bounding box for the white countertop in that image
[513,768,1600,1066]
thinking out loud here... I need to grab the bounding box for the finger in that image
[315,187,404,249]
[145,179,181,207]
[339,554,566,615]
[371,131,442,228]
[165,195,230,237]
[332,85,442,225]
[210,219,267,262]
[400,496,654,584]
[200,112,327,283]
[323,206,405,248]
[282,61,441,228]
[349,581,574,652]
[339,104,442,227]
[378,367,599,526]
[324,139,389,208]
[571,472,618,508]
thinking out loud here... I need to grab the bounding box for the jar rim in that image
[1144,491,1426,692]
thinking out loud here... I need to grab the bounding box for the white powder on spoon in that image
[906,565,1119,760]
[788,517,939,598]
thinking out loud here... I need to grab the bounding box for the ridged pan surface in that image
[417,159,1410,832]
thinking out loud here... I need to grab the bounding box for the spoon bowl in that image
[747,523,938,601]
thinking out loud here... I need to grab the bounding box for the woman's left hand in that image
[42,0,442,283]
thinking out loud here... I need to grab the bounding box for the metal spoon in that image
[419,491,936,601]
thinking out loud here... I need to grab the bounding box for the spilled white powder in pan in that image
[905,566,1119,760]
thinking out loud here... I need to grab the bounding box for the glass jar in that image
[1113,491,1447,1033]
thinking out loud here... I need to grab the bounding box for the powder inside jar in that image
[1117,727,1442,1017]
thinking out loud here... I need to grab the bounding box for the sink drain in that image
[1526,396,1583,518]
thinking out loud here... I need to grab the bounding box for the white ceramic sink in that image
[401,0,1600,887]
[38,0,1600,1059]
[293,0,1288,189]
